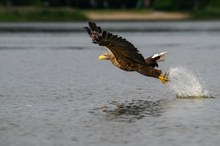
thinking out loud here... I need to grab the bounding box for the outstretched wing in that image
[84,22,146,65]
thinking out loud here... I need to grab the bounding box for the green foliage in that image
[0,0,219,11]
[152,0,220,11]
[0,0,220,20]
[207,0,220,7]
[0,7,88,21]
[152,0,172,10]
[0,0,137,8]
[0,0,42,6]
[152,0,195,11]
[192,0,220,19]
[152,0,220,19]
[192,7,220,19]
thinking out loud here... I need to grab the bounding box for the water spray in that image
[165,66,211,98]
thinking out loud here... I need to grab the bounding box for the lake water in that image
[0,21,220,146]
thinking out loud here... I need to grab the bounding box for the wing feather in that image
[84,22,146,65]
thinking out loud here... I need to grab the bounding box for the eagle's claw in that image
[159,72,169,84]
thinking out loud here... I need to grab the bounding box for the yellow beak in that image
[98,55,106,60]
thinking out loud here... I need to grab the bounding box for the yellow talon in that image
[159,73,169,84]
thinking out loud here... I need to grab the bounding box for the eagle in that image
[84,22,169,83]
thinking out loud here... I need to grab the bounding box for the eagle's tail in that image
[151,51,167,62]
[145,51,167,67]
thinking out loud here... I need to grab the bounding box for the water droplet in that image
[168,66,210,98]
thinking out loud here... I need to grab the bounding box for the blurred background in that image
[0,0,219,21]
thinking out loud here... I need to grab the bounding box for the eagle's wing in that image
[84,22,146,65]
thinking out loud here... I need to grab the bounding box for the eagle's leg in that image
[137,67,169,84]
[159,72,169,84]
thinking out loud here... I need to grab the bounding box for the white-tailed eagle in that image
[84,22,169,83]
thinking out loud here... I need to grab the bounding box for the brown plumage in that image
[84,22,168,83]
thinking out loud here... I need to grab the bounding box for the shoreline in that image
[0,7,219,22]
[0,7,218,22]
[85,11,190,21]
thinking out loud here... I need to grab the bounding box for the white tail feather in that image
[152,51,167,62]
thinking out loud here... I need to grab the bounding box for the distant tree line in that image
[0,0,219,10]
[0,0,139,8]
[153,0,220,11]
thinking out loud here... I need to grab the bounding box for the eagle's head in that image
[98,53,111,60]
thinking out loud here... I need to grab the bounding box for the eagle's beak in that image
[98,55,107,60]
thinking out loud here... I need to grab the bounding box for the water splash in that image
[167,66,210,98]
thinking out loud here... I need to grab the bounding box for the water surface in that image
[0,21,220,146]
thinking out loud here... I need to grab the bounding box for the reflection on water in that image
[96,99,168,122]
